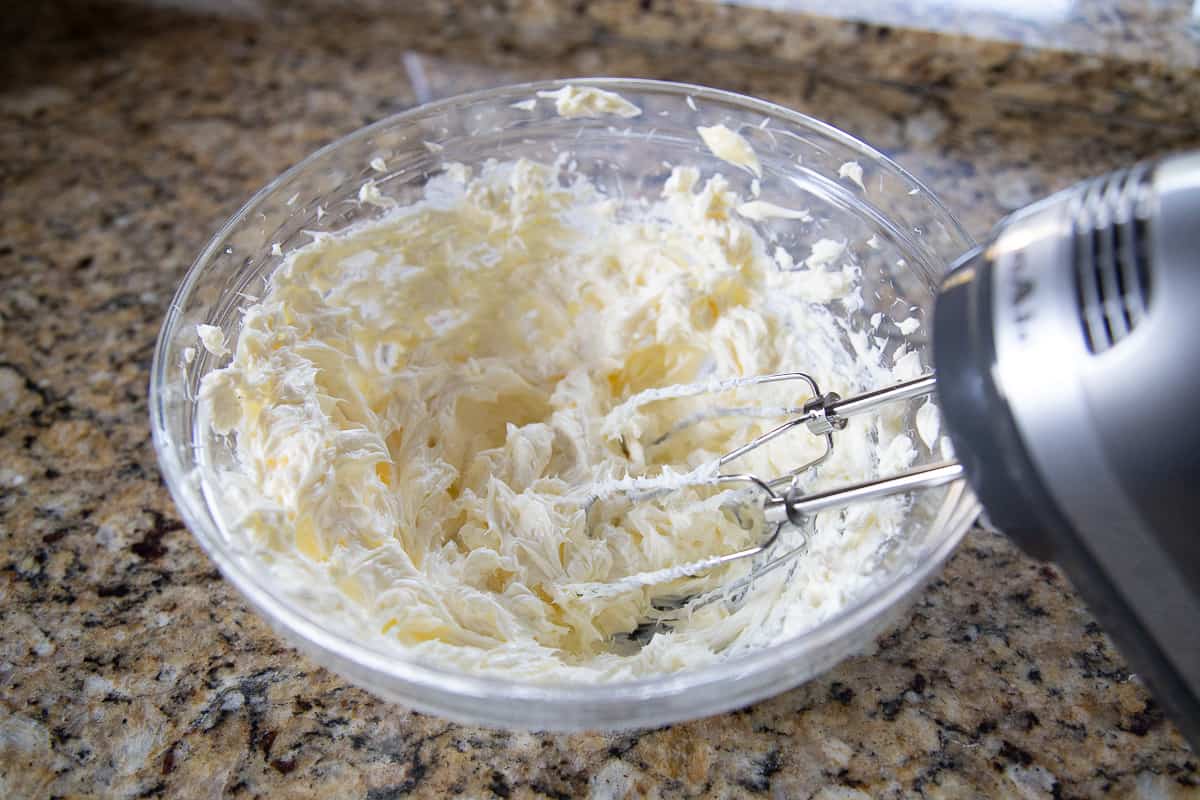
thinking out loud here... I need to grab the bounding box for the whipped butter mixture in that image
[198,92,926,681]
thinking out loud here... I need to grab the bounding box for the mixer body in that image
[933,153,1200,747]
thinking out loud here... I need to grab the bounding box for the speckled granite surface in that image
[1,2,1197,798]
[309,0,1200,123]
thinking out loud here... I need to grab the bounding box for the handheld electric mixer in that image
[599,153,1200,746]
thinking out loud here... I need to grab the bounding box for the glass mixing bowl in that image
[150,78,977,730]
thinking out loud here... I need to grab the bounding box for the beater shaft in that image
[795,372,937,437]
[763,460,964,526]
[824,373,937,420]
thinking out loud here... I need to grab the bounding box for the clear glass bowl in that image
[150,78,978,730]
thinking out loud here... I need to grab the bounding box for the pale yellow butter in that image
[536,85,642,119]
[697,124,762,178]
[198,152,919,681]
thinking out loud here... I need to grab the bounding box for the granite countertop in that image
[1,1,1197,797]
[389,0,1200,124]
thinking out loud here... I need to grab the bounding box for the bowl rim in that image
[150,76,975,725]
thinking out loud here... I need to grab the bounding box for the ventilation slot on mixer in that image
[1073,165,1155,354]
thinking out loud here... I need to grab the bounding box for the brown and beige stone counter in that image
[1,2,1197,797]
[325,0,1200,124]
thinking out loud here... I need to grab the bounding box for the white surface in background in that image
[719,0,1073,23]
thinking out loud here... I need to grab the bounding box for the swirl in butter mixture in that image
[199,154,922,680]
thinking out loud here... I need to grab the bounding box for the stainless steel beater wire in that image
[767,434,833,491]
[747,371,822,392]
[701,524,785,567]
[714,372,821,465]
[646,533,808,623]
[714,372,936,470]
[717,416,812,467]
[714,472,779,499]
[651,406,806,447]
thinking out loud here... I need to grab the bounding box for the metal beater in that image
[597,371,956,578]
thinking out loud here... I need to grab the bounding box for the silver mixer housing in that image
[932,152,1200,747]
